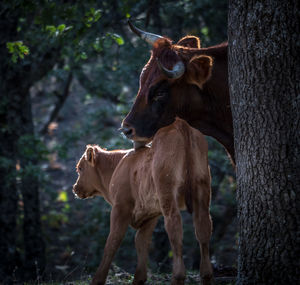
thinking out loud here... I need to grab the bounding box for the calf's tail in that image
[176,120,196,214]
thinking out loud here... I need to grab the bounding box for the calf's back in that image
[109,118,210,227]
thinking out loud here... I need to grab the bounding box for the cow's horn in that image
[128,20,163,45]
[156,58,185,79]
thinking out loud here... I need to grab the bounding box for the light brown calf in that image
[73,118,213,285]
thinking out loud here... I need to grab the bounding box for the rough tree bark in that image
[228,1,300,284]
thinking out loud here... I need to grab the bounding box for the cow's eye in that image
[78,166,82,172]
[148,80,169,103]
[153,91,167,101]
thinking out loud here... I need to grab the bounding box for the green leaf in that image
[19,44,29,55]
[12,54,18,63]
[57,191,68,202]
[93,38,103,52]
[94,10,101,21]
[46,24,72,37]
[84,8,102,27]
[108,33,124,46]
[201,27,209,36]
[80,52,88,60]
[6,42,14,53]
[46,25,56,35]
[6,41,30,63]
[57,24,66,32]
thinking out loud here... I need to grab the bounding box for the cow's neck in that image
[174,86,234,163]
[181,104,234,163]
[95,150,128,204]
[199,80,234,163]
[193,118,235,163]
[188,42,235,163]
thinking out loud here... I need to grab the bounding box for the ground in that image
[39,263,236,284]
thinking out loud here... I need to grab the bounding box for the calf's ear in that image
[186,55,213,89]
[177,36,201,48]
[86,146,95,166]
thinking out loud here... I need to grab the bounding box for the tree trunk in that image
[0,4,60,280]
[228,1,300,284]
[0,95,19,284]
[0,65,46,281]
[0,12,21,282]
[17,85,46,281]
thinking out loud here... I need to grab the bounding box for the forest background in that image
[0,0,237,283]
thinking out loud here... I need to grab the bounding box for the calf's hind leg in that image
[133,217,158,285]
[159,197,185,285]
[193,181,213,285]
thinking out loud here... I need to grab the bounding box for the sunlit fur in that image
[73,118,213,285]
[73,146,129,200]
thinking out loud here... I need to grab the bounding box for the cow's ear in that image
[86,146,95,166]
[186,55,213,89]
[177,36,200,48]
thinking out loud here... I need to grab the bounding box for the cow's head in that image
[73,145,101,199]
[121,21,213,144]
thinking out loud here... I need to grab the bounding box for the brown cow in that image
[121,21,234,163]
[73,118,213,285]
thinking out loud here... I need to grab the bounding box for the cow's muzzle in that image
[119,122,135,139]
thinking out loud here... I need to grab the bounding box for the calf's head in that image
[121,21,213,143]
[73,146,101,199]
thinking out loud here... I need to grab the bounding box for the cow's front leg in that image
[133,217,158,285]
[91,205,131,285]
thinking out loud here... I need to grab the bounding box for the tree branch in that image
[40,72,73,135]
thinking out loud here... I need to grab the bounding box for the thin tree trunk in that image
[228,1,300,284]
[40,72,73,135]
[0,95,19,284]
[17,86,46,280]
[0,9,20,283]
[0,69,46,281]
